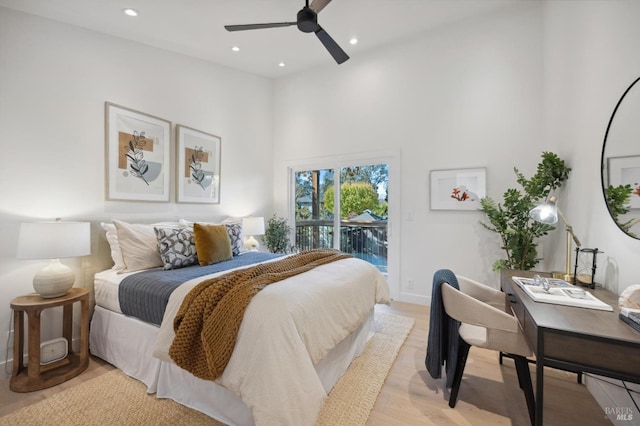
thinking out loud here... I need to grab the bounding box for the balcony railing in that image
[295,219,388,274]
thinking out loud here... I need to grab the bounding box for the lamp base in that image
[552,271,574,283]
[33,259,75,298]
[244,236,260,252]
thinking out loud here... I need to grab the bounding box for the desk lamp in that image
[529,196,581,282]
[17,219,90,298]
[242,216,265,252]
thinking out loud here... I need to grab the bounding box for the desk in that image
[10,287,90,392]
[501,270,640,426]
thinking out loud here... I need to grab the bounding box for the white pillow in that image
[101,222,125,271]
[113,219,163,273]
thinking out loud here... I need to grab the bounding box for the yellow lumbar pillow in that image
[193,223,232,266]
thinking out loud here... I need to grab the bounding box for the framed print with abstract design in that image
[608,155,640,209]
[430,167,486,210]
[176,125,221,204]
[105,102,171,201]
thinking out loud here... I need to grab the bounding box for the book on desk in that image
[512,276,613,311]
[619,308,640,332]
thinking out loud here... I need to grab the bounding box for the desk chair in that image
[441,276,535,424]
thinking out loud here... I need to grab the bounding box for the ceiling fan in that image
[224,0,349,65]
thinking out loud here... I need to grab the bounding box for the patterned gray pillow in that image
[225,223,243,256]
[154,227,198,270]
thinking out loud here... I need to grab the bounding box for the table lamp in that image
[529,196,581,282]
[242,216,265,252]
[17,219,91,298]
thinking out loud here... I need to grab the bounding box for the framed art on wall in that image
[176,124,221,204]
[430,167,486,210]
[105,102,171,202]
[608,155,640,209]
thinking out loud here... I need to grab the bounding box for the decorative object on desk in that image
[601,76,640,240]
[105,102,171,202]
[429,167,486,211]
[512,276,613,311]
[241,216,265,252]
[529,196,582,283]
[481,152,571,271]
[16,219,91,298]
[573,247,603,289]
[263,214,291,254]
[176,124,221,204]
[618,284,640,309]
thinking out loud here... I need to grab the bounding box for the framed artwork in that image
[105,102,171,201]
[430,167,486,211]
[608,155,640,209]
[176,125,221,204]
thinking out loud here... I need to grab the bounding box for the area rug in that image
[0,312,414,426]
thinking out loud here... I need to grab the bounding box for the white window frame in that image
[285,151,400,301]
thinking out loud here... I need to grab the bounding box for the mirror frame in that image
[601,76,640,240]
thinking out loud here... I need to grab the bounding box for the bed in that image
[89,219,390,426]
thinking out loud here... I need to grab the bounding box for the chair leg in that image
[448,339,471,408]
[514,355,536,425]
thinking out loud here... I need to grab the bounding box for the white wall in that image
[274,0,640,303]
[540,0,640,295]
[273,3,546,303]
[0,8,274,370]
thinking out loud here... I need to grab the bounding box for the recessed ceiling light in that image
[232,46,240,52]
[122,8,139,17]
[278,62,285,67]
[349,38,358,45]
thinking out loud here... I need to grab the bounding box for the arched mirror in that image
[601,76,640,239]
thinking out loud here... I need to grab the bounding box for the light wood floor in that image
[0,301,610,425]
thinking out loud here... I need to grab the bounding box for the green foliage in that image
[605,184,636,236]
[324,182,380,219]
[263,214,291,253]
[480,152,571,271]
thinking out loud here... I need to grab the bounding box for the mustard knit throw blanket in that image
[169,249,351,381]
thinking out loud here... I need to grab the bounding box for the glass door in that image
[293,164,388,276]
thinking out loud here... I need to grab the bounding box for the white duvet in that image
[153,257,390,426]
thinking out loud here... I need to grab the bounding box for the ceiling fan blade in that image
[310,0,332,13]
[225,22,296,32]
[315,26,349,64]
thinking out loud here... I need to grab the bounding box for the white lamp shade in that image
[529,197,559,225]
[242,217,265,236]
[17,221,91,259]
[17,221,90,298]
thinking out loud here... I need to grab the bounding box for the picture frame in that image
[105,102,171,202]
[607,155,640,209]
[430,167,486,211]
[176,124,221,204]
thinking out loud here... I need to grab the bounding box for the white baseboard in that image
[397,292,429,305]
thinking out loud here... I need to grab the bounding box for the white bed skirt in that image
[90,305,374,425]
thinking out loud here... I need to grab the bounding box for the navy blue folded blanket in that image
[119,252,283,326]
[425,269,460,388]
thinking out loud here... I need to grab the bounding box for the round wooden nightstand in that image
[10,287,90,392]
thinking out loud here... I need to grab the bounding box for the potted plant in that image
[263,214,291,253]
[480,152,571,271]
